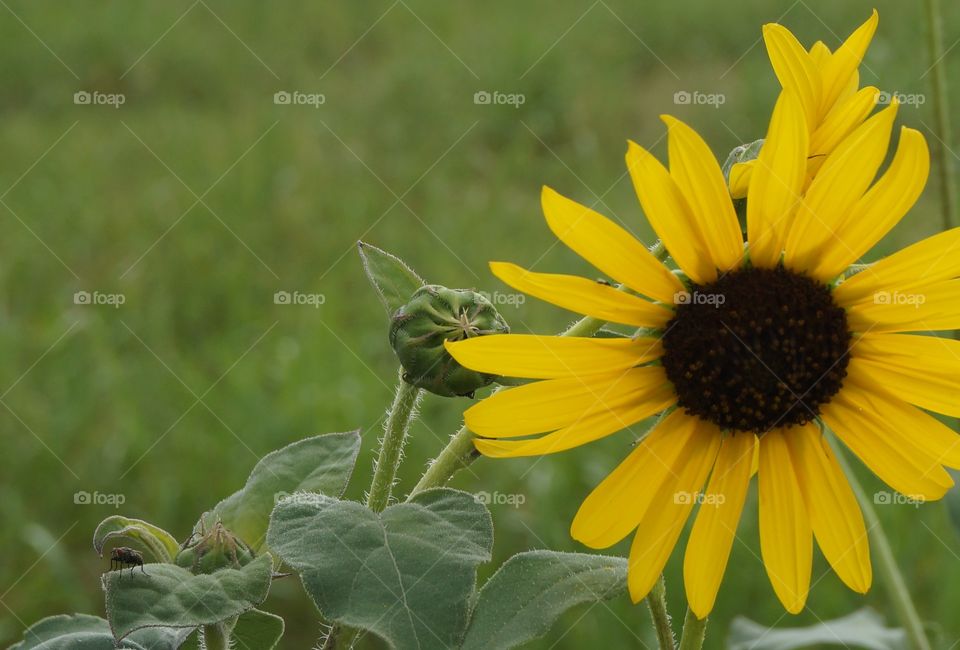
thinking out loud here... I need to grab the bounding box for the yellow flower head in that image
[446,54,957,617]
[730,10,880,197]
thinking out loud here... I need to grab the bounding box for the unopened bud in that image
[389,285,509,397]
[175,521,256,574]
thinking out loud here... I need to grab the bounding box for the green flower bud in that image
[389,285,509,397]
[175,520,256,575]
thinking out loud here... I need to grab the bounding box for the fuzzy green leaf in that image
[9,614,194,649]
[267,488,493,650]
[461,550,628,650]
[231,609,285,649]
[727,608,907,650]
[103,553,273,641]
[207,430,360,550]
[93,516,180,563]
[357,241,425,315]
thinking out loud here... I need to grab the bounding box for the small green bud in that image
[389,285,509,397]
[175,520,256,575]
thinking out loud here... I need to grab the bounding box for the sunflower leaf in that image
[358,241,425,315]
[9,613,195,649]
[102,554,273,642]
[231,609,285,649]
[460,550,628,650]
[93,516,180,564]
[204,430,361,551]
[726,607,908,650]
[267,487,493,650]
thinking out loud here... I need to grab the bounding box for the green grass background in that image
[1,1,959,648]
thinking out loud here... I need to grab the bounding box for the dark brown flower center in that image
[661,266,851,434]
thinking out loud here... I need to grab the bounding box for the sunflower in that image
[730,10,880,197]
[445,89,960,618]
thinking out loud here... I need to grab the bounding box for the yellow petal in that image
[845,280,960,333]
[626,141,715,284]
[784,102,898,277]
[819,10,878,119]
[683,432,755,618]
[661,115,744,273]
[814,127,930,280]
[844,366,960,466]
[821,390,954,501]
[489,261,673,328]
[808,41,832,70]
[474,383,675,458]
[540,186,684,303]
[763,23,821,131]
[758,430,812,614]
[809,86,879,156]
[728,160,754,199]
[464,366,666,438]
[834,228,960,306]
[445,334,662,380]
[571,409,701,548]
[747,89,809,268]
[628,420,721,602]
[784,423,872,593]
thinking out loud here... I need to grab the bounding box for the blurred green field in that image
[2,1,959,648]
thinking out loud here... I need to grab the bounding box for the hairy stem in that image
[829,434,932,650]
[676,609,707,650]
[924,0,957,230]
[367,374,423,512]
[202,623,229,650]
[647,575,676,650]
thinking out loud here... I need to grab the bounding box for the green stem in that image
[647,575,676,650]
[829,434,932,650]
[367,373,423,512]
[676,609,707,650]
[924,0,957,230]
[202,624,229,650]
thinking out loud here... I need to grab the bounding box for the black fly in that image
[110,546,147,578]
